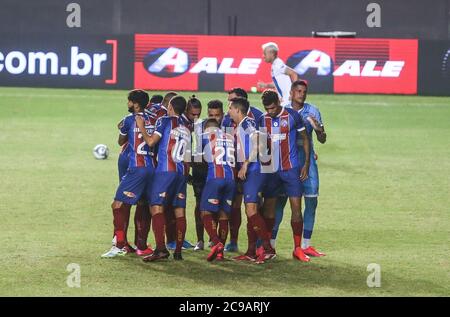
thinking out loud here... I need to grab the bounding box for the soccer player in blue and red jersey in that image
[223,88,264,253]
[199,119,236,262]
[272,80,327,257]
[136,96,191,261]
[102,90,155,258]
[257,89,311,262]
[226,98,275,263]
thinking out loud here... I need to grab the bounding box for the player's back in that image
[271,58,292,107]
[235,116,259,173]
[154,116,191,174]
[120,112,155,169]
[203,128,235,181]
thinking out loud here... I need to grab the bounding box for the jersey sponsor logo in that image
[123,191,136,198]
[144,47,261,76]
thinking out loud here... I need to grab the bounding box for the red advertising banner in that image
[135,34,418,94]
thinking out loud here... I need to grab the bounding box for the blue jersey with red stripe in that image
[202,128,235,181]
[119,112,156,169]
[257,107,305,172]
[235,116,259,173]
[154,116,191,174]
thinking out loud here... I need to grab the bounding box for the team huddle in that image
[102,83,327,264]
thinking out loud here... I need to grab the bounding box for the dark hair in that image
[291,79,308,90]
[204,118,220,128]
[150,94,163,104]
[163,91,178,106]
[187,95,202,109]
[261,89,279,107]
[229,97,250,115]
[170,96,187,115]
[228,87,248,100]
[207,99,224,111]
[128,89,149,110]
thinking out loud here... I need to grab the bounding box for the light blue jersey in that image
[296,102,323,197]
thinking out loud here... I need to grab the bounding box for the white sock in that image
[302,238,310,249]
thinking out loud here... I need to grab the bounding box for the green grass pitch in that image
[0,87,449,296]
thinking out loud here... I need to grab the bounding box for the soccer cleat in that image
[142,249,170,262]
[182,240,195,249]
[136,247,154,257]
[216,251,224,261]
[124,244,136,253]
[224,242,239,252]
[256,245,276,261]
[173,252,183,261]
[166,241,176,250]
[232,254,256,262]
[293,247,310,262]
[101,246,127,258]
[302,246,326,257]
[194,241,204,251]
[254,251,266,264]
[207,242,224,262]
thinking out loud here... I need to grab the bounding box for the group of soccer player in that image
[102,41,327,264]
[102,84,326,264]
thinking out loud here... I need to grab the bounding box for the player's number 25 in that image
[215,146,235,167]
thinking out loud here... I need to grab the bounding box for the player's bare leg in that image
[289,197,310,262]
[143,205,170,262]
[173,207,187,260]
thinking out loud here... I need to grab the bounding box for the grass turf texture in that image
[0,87,449,296]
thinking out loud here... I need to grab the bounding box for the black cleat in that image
[173,252,183,261]
[143,248,170,262]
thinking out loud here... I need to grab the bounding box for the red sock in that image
[194,202,204,242]
[175,216,187,253]
[291,220,303,248]
[134,204,151,251]
[264,217,276,240]
[151,213,166,251]
[165,206,176,242]
[246,218,257,256]
[249,214,271,250]
[113,204,131,249]
[218,219,229,245]
[229,207,241,243]
[202,214,220,245]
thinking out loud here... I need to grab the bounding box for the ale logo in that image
[287,50,333,76]
[143,47,189,78]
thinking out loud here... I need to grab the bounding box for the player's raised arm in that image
[135,115,160,147]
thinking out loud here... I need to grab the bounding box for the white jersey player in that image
[258,42,299,107]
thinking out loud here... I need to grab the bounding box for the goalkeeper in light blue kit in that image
[271,80,327,257]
